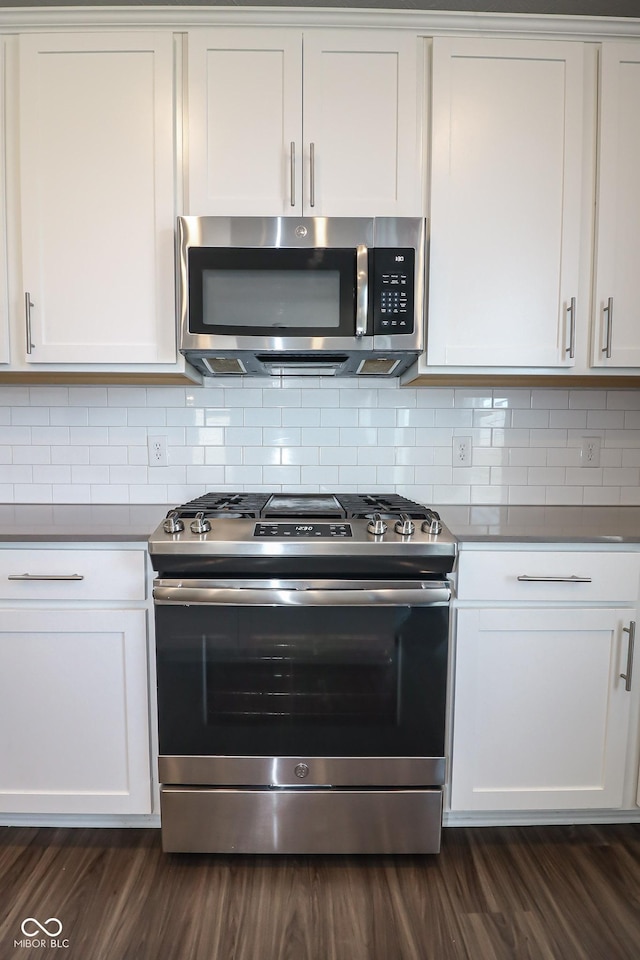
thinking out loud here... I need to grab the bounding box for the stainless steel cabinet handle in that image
[8,573,84,581]
[355,244,368,338]
[620,620,635,692]
[602,297,613,359]
[516,575,592,583]
[289,141,296,207]
[25,292,35,355]
[565,296,576,359]
[309,141,315,208]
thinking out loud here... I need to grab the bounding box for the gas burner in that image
[168,492,436,522]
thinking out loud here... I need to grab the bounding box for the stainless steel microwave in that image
[178,216,426,378]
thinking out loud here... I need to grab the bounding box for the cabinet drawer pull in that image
[516,575,592,583]
[621,621,635,693]
[289,141,296,207]
[8,573,85,582]
[309,141,316,208]
[565,296,576,359]
[25,292,35,355]
[602,296,614,359]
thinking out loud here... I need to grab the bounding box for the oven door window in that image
[187,247,359,337]
[155,604,448,758]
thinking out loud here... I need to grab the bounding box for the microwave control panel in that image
[371,248,415,335]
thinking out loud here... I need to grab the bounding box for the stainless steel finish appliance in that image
[149,493,456,854]
[178,217,426,378]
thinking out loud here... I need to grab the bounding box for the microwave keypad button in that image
[372,247,415,335]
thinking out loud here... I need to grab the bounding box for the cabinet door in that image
[19,33,176,364]
[428,38,583,367]
[0,608,151,814]
[187,28,302,215]
[592,42,640,368]
[0,39,8,365]
[303,31,421,216]
[451,606,633,811]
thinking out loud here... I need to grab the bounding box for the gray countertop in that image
[436,505,640,543]
[2,502,640,545]
[0,503,171,542]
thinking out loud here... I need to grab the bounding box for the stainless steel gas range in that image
[148,493,457,854]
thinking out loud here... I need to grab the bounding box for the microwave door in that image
[184,246,373,350]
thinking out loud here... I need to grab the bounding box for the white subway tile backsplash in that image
[244,408,281,427]
[89,407,128,427]
[0,382,638,505]
[12,447,51,464]
[281,447,319,466]
[245,446,281,466]
[570,390,607,410]
[319,446,357,466]
[32,426,69,445]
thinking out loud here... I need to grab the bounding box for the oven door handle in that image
[153,583,450,606]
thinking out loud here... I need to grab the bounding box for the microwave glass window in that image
[202,269,341,329]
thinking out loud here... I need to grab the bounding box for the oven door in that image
[154,579,449,788]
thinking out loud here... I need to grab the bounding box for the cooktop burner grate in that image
[169,492,434,521]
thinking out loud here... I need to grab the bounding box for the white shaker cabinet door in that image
[18,33,176,364]
[0,608,151,815]
[592,42,640,368]
[0,39,8,365]
[451,606,634,811]
[428,38,584,367]
[302,30,422,216]
[186,28,303,215]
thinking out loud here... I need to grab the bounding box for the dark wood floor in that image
[0,823,638,959]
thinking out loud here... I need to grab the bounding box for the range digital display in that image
[254,523,352,539]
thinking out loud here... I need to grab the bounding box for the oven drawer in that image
[457,550,640,602]
[0,549,146,601]
[160,787,443,854]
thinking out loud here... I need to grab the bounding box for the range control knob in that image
[294,763,310,779]
[393,513,416,537]
[421,511,443,536]
[367,513,388,536]
[394,513,415,536]
[163,510,184,535]
[190,511,211,535]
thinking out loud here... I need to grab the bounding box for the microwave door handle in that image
[355,244,369,338]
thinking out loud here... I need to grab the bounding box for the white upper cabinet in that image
[186,28,422,217]
[591,42,640,368]
[186,28,302,216]
[301,31,421,216]
[427,38,584,368]
[0,39,8,365]
[18,32,176,365]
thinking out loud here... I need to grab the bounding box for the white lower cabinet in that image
[451,606,634,811]
[450,549,640,815]
[0,547,152,816]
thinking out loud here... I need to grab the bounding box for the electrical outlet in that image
[148,435,168,467]
[580,436,601,468]
[453,436,472,466]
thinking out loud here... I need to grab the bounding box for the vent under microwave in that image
[190,352,413,379]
